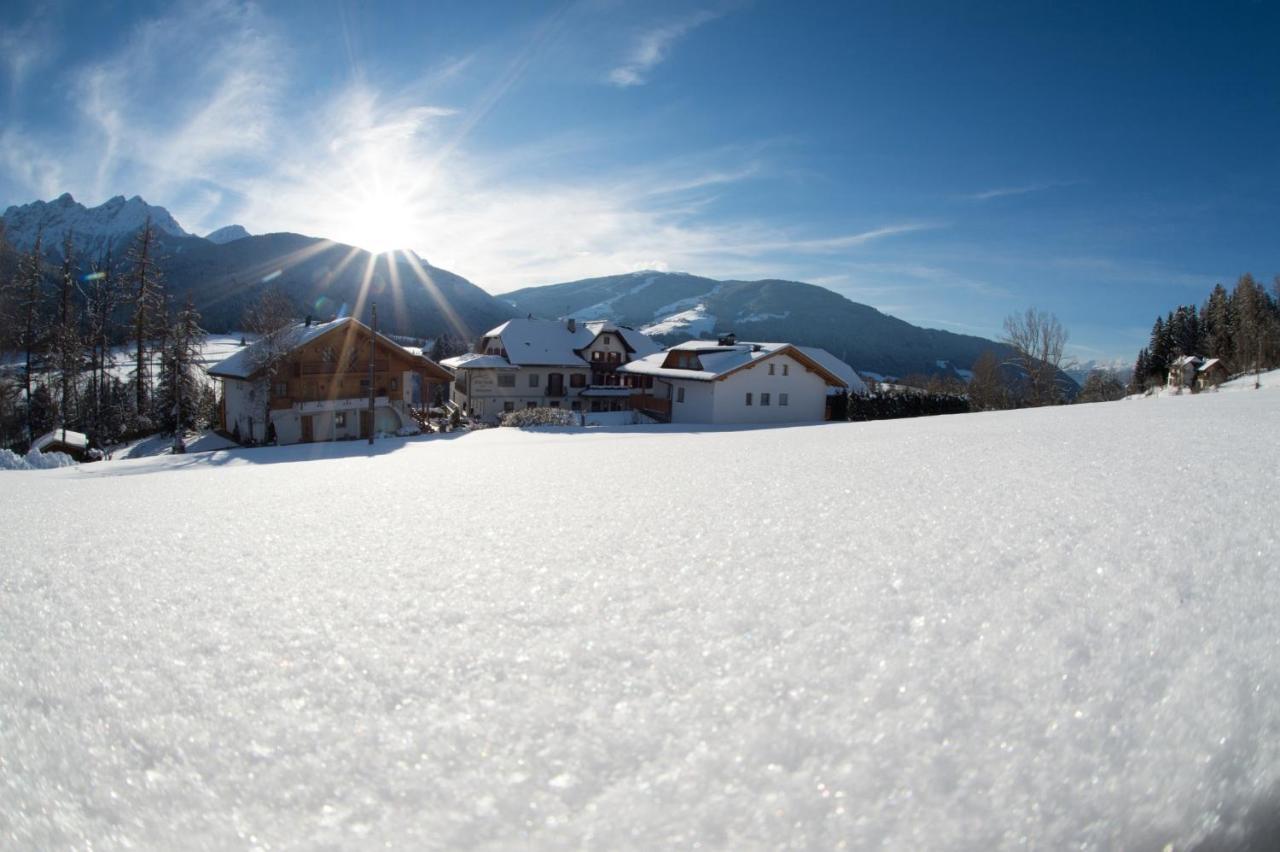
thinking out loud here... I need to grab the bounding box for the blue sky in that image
[2,0,1277,361]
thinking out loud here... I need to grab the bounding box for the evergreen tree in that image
[83,253,121,445]
[1147,317,1170,383]
[126,219,164,422]
[1130,348,1149,393]
[15,233,47,444]
[50,233,85,429]
[156,296,207,451]
[1203,283,1234,369]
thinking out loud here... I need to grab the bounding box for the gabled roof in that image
[1197,357,1223,372]
[473,317,661,368]
[440,353,519,371]
[207,316,450,381]
[618,340,853,388]
[32,428,89,452]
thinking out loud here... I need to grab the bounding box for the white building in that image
[617,336,858,424]
[441,318,661,423]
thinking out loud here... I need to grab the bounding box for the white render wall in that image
[662,352,832,424]
[454,366,591,423]
[665,379,717,423]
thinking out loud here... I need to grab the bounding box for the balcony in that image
[299,358,389,376]
[294,396,392,413]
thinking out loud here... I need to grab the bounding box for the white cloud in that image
[963,180,1078,201]
[607,10,721,87]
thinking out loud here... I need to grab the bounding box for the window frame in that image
[745,392,753,406]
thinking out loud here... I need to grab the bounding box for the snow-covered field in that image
[3,390,1279,849]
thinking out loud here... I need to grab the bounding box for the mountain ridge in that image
[503,271,1078,390]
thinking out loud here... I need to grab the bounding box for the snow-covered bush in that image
[500,407,580,428]
[0,448,78,471]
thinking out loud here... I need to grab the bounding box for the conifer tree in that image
[157,296,207,452]
[16,233,46,443]
[50,233,85,428]
[1203,283,1234,368]
[126,218,164,422]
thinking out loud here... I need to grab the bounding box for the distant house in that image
[1167,355,1201,390]
[616,335,859,424]
[207,316,451,444]
[31,428,90,460]
[442,318,661,423]
[1197,358,1228,390]
[1167,355,1229,392]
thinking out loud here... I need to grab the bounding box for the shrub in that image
[500,407,580,428]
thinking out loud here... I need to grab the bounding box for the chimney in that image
[305,314,312,327]
[567,317,576,333]
[718,332,737,346]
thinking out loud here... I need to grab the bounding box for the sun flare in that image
[341,185,423,256]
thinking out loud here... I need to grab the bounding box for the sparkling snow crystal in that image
[2,390,1278,849]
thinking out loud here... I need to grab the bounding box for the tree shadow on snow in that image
[79,430,473,476]
[1190,786,1280,852]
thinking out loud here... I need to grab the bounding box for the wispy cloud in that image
[607,10,721,87]
[963,180,1078,202]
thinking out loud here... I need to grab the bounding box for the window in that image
[274,382,287,396]
[761,393,771,406]
[334,412,346,427]
[745,392,753,406]
[769,363,775,375]
[504,401,515,412]
[549,401,560,408]
[676,387,685,403]
[603,335,611,345]
[570,374,586,388]
[529,373,540,388]
[526,401,537,409]
[571,401,582,411]
[360,378,370,391]
[498,373,515,388]
[390,378,398,391]
[592,351,602,361]
[783,364,789,376]
[780,393,789,406]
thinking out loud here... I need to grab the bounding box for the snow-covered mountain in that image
[1,193,190,259]
[503,271,1080,391]
[1067,358,1133,385]
[204,224,251,244]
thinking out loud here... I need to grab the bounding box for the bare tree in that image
[1002,308,1074,406]
[242,286,296,443]
[967,350,1012,411]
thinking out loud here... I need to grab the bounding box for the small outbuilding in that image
[31,428,91,461]
[1196,358,1228,390]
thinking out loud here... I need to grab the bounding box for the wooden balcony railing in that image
[299,359,389,376]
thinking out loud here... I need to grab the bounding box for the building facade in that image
[442,318,661,423]
[618,337,855,424]
[207,317,452,445]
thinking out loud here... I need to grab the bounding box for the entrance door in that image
[301,415,314,443]
[359,410,373,438]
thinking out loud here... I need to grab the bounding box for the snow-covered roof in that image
[618,341,851,388]
[1170,355,1204,368]
[476,318,661,367]
[439,353,518,371]
[797,347,867,395]
[207,317,447,380]
[1198,358,1223,372]
[32,428,89,452]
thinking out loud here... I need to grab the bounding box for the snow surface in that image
[3,392,1280,849]
[640,304,717,337]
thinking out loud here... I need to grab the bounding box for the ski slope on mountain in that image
[3,391,1279,849]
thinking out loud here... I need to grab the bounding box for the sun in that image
[341,184,423,256]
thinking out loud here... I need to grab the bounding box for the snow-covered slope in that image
[203,224,251,244]
[3,393,1279,849]
[1,193,189,258]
